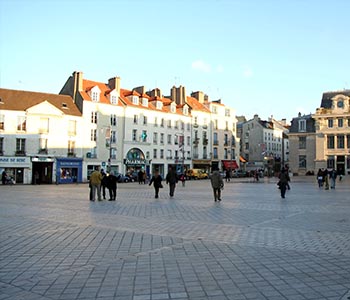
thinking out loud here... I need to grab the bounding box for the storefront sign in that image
[0,156,30,167]
[32,157,54,162]
[124,159,147,165]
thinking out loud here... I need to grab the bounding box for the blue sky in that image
[1,0,349,122]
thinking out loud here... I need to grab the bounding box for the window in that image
[143,116,147,125]
[153,132,158,144]
[91,91,99,102]
[160,118,164,127]
[213,133,218,145]
[225,108,230,117]
[154,117,158,127]
[181,121,185,130]
[17,116,26,131]
[214,119,218,130]
[298,119,306,132]
[132,130,137,142]
[167,134,172,144]
[224,148,228,159]
[142,98,148,107]
[338,118,343,128]
[194,117,198,126]
[337,135,344,149]
[167,149,172,159]
[111,148,117,159]
[0,114,4,130]
[111,131,116,143]
[167,119,171,128]
[327,156,335,169]
[91,112,97,124]
[328,119,333,128]
[175,120,179,129]
[213,147,218,159]
[347,135,350,149]
[299,136,306,149]
[348,118,350,127]
[16,138,26,155]
[299,155,306,168]
[39,138,48,152]
[160,149,164,159]
[327,135,334,149]
[68,120,76,136]
[132,96,138,105]
[153,149,157,159]
[111,114,117,126]
[68,140,75,154]
[160,133,164,144]
[156,101,162,110]
[0,137,3,155]
[224,134,228,145]
[111,95,117,104]
[171,104,176,113]
[225,121,229,130]
[133,115,138,124]
[187,136,190,146]
[91,129,97,142]
[187,123,190,131]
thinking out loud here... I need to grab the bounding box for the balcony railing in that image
[15,150,26,156]
[38,148,48,154]
[67,152,76,157]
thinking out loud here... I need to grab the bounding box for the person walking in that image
[138,169,144,184]
[317,168,323,188]
[90,166,103,201]
[149,169,163,198]
[166,166,178,198]
[225,169,231,182]
[2,170,7,185]
[278,168,290,199]
[107,171,118,200]
[210,168,224,202]
[329,168,337,189]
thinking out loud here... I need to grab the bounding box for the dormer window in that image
[108,89,118,104]
[90,86,101,102]
[298,119,306,132]
[142,97,148,107]
[132,96,139,105]
[171,103,176,113]
[183,106,188,115]
[62,103,68,109]
[156,101,163,110]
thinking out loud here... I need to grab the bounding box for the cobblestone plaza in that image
[0,176,349,300]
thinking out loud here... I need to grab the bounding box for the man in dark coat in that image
[166,166,178,197]
[107,171,118,201]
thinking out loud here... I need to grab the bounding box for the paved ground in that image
[0,176,349,300]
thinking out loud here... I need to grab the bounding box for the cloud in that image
[191,60,211,73]
[243,67,253,78]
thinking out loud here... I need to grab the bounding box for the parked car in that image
[125,172,138,182]
[232,170,247,178]
[116,173,131,183]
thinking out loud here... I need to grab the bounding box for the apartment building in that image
[312,90,350,175]
[241,114,288,174]
[0,89,83,184]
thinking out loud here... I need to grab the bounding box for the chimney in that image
[191,91,205,103]
[108,76,121,94]
[133,86,146,95]
[73,71,83,102]
[170,86,186,105]
[148,88,162,98]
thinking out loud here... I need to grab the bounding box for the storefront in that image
[124,148,151,178]
[56,157,83,184]
[221,160,239,171]
[193,159,211,173]
[32,156,55,184]
[0,156,31,184]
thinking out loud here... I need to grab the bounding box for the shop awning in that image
[222,160,239,169]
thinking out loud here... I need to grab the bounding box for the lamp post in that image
[105,127,112,173]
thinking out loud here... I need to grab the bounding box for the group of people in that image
[89,167,118,201]
[317,168,340,190]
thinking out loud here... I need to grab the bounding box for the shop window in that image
[298,155,306,168]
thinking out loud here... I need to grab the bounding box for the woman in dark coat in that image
[278,168,290,199]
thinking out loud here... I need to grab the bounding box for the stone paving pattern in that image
[0,176,349,300]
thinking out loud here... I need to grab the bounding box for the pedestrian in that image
[323,168,329,190]
[329,168,337,189]
[210,168,224,202]
[149,169,163,198]
[2,170,7,185]
[142,170,147,184]
[100,169,108,199]
[107,171,118,200]
[180,173,186,187]
[89,166,103,201]
[166,166,178,197]
[278,168,290,199]
[317,168,323,188]
[225,169,231,182]
[138,169,144,184]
